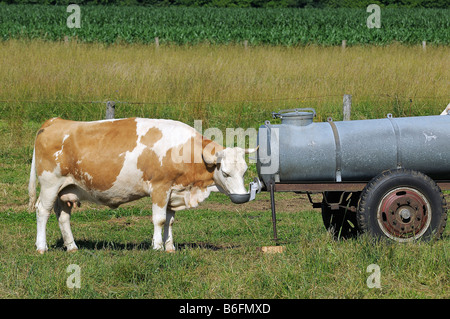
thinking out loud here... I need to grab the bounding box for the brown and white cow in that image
[28,117,256,253]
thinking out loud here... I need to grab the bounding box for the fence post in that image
[422,40,426,51]
[343,94,351,121]
[106,101,115,119]
[155,37,159,48]
[342,40,347,49]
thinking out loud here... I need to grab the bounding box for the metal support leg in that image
[269,180,278,242]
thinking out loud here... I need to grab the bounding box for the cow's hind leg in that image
[54,198,78,252]
[35,197,51,254]
[35,175,67,253]
[163,209,176,252]
[35,185,60,253]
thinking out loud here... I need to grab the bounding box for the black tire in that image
[357,169,447,242]
[322,191,360,240]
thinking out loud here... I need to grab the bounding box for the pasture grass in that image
[0,40,449,128]
[0,205,448,299]
[0,41,449,299]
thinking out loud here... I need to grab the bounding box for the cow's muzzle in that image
[228,178,262,204]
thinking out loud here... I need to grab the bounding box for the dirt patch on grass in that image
[107,215,151,227]
[9,193,450,215]
[197,193,323,213]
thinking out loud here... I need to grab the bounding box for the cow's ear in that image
[215,151,224,164]
[202,148,217,165]
[244,146,259,154]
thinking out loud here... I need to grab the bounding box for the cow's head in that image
[203,147,257,196]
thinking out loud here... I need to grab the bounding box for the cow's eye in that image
[222,171,230,178]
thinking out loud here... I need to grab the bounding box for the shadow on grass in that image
[176,242,240,251]
[54,239,239,251]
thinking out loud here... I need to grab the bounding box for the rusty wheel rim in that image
[377,187,431,242]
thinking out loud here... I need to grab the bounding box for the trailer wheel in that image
[357,169,447,242]
[322,192,360,240]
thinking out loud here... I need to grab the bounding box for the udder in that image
[58,185,82,208]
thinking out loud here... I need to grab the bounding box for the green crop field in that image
[1,5,449,45]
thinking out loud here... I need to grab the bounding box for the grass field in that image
[1,195,449,299]
[0,40,449,299]
[1,40,449,126]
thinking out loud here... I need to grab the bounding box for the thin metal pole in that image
[269,180,278,242]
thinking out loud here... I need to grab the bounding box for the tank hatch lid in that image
[272,108,316,126]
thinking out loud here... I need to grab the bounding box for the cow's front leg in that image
[163,209,176,252]
[152,202,169,251]
[151,188,174,251]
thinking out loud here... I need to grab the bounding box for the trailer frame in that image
[267,179,450,242]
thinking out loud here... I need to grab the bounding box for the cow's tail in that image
[28,146,37,212]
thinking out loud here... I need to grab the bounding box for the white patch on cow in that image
[54,134,70,160]
[169,185,212,211]
[135,118,154,137]
[84,172,93,181]
[105,142,147,200]
[188,187,212,207]
[97,119,162,202]
[144,181,153,194]
[39,164,62,185]
[54,149,63,160]
[135,118,196,163]
[207,185,219,193]
[38,164,76,207]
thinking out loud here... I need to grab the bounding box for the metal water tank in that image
[257,109,450,188]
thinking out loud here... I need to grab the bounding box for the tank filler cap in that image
[272,108,316,126]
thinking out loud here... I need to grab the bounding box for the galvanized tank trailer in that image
[239,108,449,242]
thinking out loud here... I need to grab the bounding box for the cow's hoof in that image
[36,249,47,254]
[66,242,78,252]
[165,243,176,252]
[152,239,165,251]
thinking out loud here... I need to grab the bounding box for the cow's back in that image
[33,117,206,207]
[35,118,141,191]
